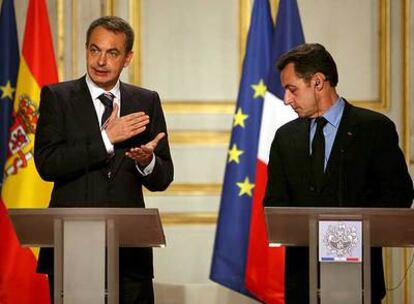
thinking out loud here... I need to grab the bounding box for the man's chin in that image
[91,75,108,83]
[89,77,113,90]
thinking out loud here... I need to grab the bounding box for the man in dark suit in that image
[264,43,413,303]
[34,16,173,304]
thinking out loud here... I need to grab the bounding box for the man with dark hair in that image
[35,16,173,304]
[277,43,338,87]
[264,43,413,303]
[86,16,135,53]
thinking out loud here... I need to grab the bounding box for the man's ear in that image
[124,51,134,67]
[313,72,326,90]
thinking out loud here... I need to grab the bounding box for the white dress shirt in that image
[85,74,155,175]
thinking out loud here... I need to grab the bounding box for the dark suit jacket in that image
[34,76,174,278]
[264,100,413,303]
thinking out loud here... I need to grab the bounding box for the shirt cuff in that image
[136,154,155,176]
[101,130,114,154]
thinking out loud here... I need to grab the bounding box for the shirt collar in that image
[321,96,345,128]
[85,73,120,101]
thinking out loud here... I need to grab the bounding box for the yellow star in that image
[233,107,248,128]
[251,79,267,99]
[236,176,255,197]
[228,144,244,164]
[0,81,15,100]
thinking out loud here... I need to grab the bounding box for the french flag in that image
[211,0,304,303]
[245,0,304,302]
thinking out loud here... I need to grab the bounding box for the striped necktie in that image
[98,92,114,127]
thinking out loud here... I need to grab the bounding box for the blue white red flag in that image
[246,0,305,303]
[211,0,305,302]
[210,0,273,299]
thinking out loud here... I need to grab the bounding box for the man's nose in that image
[97,53,107,66]
[284,91,293,105]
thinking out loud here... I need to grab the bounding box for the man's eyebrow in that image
[89,44,120,53]
[89,43,100,50]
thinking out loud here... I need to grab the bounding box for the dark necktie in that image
[311,117,328,191]
[98,92,114,127]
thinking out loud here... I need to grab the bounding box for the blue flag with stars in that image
[0,0,19,185]
[210,0,273,297]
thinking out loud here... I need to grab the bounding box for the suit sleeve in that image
[34,86,108,181]
[263,131,290,207]
[371,118,413,207]
[140,91,174,191]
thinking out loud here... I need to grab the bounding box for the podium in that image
[8,208,166,304]
[264,207,414,304]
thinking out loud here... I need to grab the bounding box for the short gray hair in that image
[86,16,134,53]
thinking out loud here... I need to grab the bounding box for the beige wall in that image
[8,0,414,303]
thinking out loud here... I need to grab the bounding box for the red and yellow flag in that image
[2,0,57,206]
[0,0,58,302]
[0,200,50,303]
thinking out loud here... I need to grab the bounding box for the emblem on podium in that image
[319,221,362,262]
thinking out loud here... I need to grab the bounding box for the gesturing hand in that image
[125,132,166,167]
[105,104,150,144]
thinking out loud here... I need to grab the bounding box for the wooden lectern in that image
[8,208,166,304]
[264,207,414,304]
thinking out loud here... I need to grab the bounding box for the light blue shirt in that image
[309,97,345,170]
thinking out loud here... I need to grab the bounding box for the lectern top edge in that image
[8,207,159,216]
[264,206,414,247]
[264,206,414,216]
[9,207,166,248]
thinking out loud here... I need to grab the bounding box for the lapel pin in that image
[347,131,352,136]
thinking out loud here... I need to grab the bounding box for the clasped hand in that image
[104,104,166,167]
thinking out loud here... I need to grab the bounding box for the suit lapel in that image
[119,82,136,116]
[75,76,103,138]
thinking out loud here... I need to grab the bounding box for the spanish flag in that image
[0,0,57,302]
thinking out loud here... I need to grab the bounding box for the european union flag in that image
[210,0,273,298]
[244,1,305,302]
[0,0,19,185]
